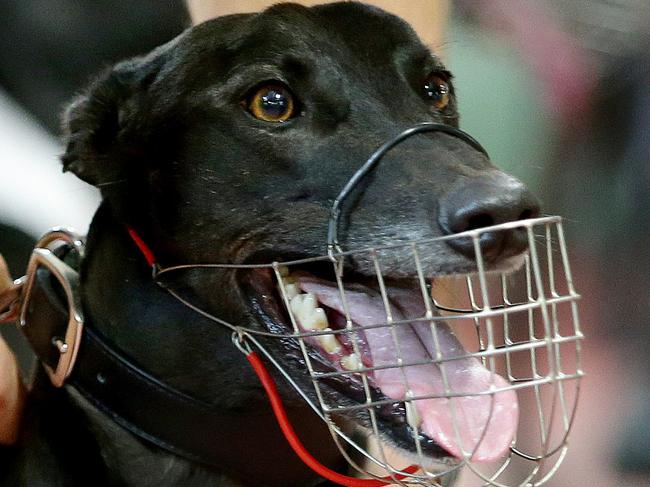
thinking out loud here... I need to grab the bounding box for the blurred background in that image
[0,1,648,485]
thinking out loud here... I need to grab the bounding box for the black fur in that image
[4,3,538,486]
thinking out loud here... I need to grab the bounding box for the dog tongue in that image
[298,278,518,462]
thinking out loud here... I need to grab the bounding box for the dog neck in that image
[65,386,237,486]
[45,202,343,486]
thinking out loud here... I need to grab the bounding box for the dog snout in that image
[438,173,541,262]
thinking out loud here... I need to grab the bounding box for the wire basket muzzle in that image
[270,216,584,486]
[154,123,584,485]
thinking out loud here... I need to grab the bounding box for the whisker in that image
[95,179,127,188]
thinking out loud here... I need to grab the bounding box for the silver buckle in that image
[19,228,85,387]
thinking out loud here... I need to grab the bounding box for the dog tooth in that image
[284,283,300,300]
[277,266,289,277]
[302,293,317,311]
[289,293,320,327]
[405,396,422,430]
[318,329,342,354]
[301,308,325,330]
[341,353,363,371]
[289,294,305,318]
[313,308,328,328]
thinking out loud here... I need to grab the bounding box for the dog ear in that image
[61,56,163,187]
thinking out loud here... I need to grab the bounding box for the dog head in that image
[62,2,539,467]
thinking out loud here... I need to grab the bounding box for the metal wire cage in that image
[226,215,584,487]
[154,122,583,486]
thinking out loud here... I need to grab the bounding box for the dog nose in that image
[438,174,541,261]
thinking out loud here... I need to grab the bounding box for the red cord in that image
[246,351,418,486]
[126,227,157,268]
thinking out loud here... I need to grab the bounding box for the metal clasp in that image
[19,228,85,387]
[231,329,252,356]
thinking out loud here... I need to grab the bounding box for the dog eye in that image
[245,83,296,122]
[424,73,451,110]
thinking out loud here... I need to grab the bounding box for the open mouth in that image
[242,258,519,464]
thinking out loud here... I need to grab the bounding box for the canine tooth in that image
[341,353,363,371]
[277,266,289,277]
[405,396,422,430]
[302,307,328,330]
[301,293,317,311]
[289,294,305,317]
[318,329,342,354]
[283,283,300,300]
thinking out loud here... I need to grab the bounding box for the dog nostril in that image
[454,202,539,234]
[438,175,541,261]
[442,183,540,236]
[518,208,537,221]
[465,213,495,232]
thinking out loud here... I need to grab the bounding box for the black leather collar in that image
[18,242,342,486]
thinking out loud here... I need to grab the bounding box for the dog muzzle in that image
[6,123,584,487]
[146,123,585,486]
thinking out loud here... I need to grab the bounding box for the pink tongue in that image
[299,278,518,462]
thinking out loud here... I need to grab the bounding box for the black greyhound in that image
[2,3,539,486]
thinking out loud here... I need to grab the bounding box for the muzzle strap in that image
[328,122,489,255]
